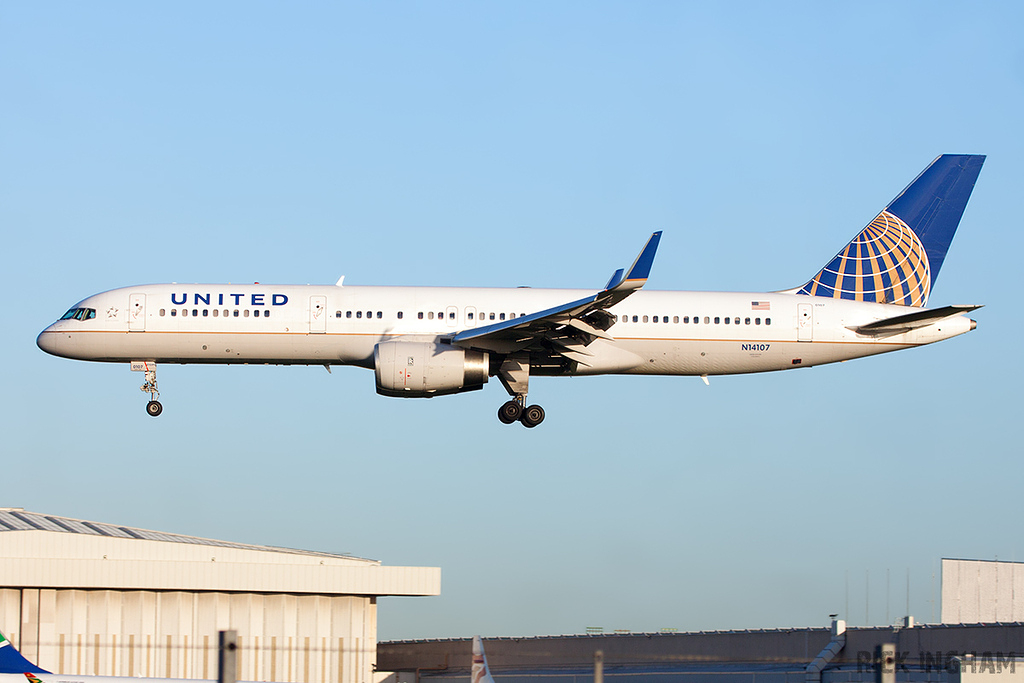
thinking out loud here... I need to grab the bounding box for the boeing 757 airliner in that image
[38,155,985,427]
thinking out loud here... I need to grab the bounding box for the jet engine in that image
[374,341,489,398]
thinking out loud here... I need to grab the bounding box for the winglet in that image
[471,636,496,683]
[607,231,662,292]
[0,630,50,674]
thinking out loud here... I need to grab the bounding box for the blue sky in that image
[2,2,1023,640]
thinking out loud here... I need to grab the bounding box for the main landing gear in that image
[495,354,545,428]
[497,399,545,428]
[137,363,163,417]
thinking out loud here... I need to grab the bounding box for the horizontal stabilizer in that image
[850,305,981,337]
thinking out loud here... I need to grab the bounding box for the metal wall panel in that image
[941,559,1024,624]
[0,589,377,683]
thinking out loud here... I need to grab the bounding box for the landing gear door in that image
[797,303,813,342]
[309,296,327,334]
[129,294,146,332]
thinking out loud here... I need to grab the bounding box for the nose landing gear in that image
[133,362,163,417]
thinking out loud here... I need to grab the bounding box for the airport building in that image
[378,622,1024,683]
[378,560,1024,683]
[0,508,440,683]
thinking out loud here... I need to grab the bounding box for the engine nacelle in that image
[374,341,489,398]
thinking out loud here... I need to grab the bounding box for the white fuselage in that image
[36,284,975,377]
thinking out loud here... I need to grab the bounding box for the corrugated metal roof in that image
[0,508,373,562]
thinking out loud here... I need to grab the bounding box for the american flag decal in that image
[751,301,770,310]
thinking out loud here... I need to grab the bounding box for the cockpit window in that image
[59,308,96,321]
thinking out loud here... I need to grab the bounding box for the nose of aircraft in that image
[36,326,59,356]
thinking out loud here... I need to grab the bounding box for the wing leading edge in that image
[451,232,662,361]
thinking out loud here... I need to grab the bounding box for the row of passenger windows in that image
[336,310,525,321]
[616,314,771,326]
[332,309,769,326]
[159,309,270,318]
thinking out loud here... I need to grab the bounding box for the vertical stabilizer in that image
[797,154,984,307]
[0,631,49,674]
[471,636,496,683]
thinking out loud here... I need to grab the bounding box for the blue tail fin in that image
[0,631,49,674]
[797,154,984,307]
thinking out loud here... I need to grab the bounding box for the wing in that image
[450,232,662,366]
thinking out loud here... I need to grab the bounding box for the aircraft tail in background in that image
[797,154,985,307]
[0,631,49,675]
[471,636,496,683]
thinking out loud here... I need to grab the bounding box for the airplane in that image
[471,636,496,683]
[37,154,985,427]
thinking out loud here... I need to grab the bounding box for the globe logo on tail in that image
[798,210,931,307]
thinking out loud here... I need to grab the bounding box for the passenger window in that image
[644,315,650,323]
[357,311,363,319]
[724,317,730,325]
[673,316,679,323]
[500,313,506,321]
[632,315,638,323]
[223,310,229,317]
[397,311,403,319]
[213,309,219,317]
[160,309,166,316]
[377,311,382,319]
[244,310,250,318]
[468,312,474,320]
[683,316,689,323]
[704,316,710,324]
[766,318,772,325]
[714,317,720,324]
[171,309,177,317]
[255,310,261,317]
[734,317,740,325]
[367,311,372,319]
[755,318,761,325]
[663,316,669,323]
[264,310,270,318]
[745,317,750,325]
[182,309,188,317]
[449,311,455,319]
[192,309,198,317]
[335,311,342,318]
[427,311,434,320]
[203,309,209,317]
[418,312,424,319]
[233,310,239,317]
[490,313,495,320]
[346,311,352,318]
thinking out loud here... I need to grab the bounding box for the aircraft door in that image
[445,305,458,328]
[797,303,812,342]
[129,294,146,331]
[309,296,327,334]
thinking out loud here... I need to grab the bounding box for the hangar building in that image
[0,508,440,683]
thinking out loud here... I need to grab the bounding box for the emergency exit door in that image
[797,303,813,342]
[309,296,327,333]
